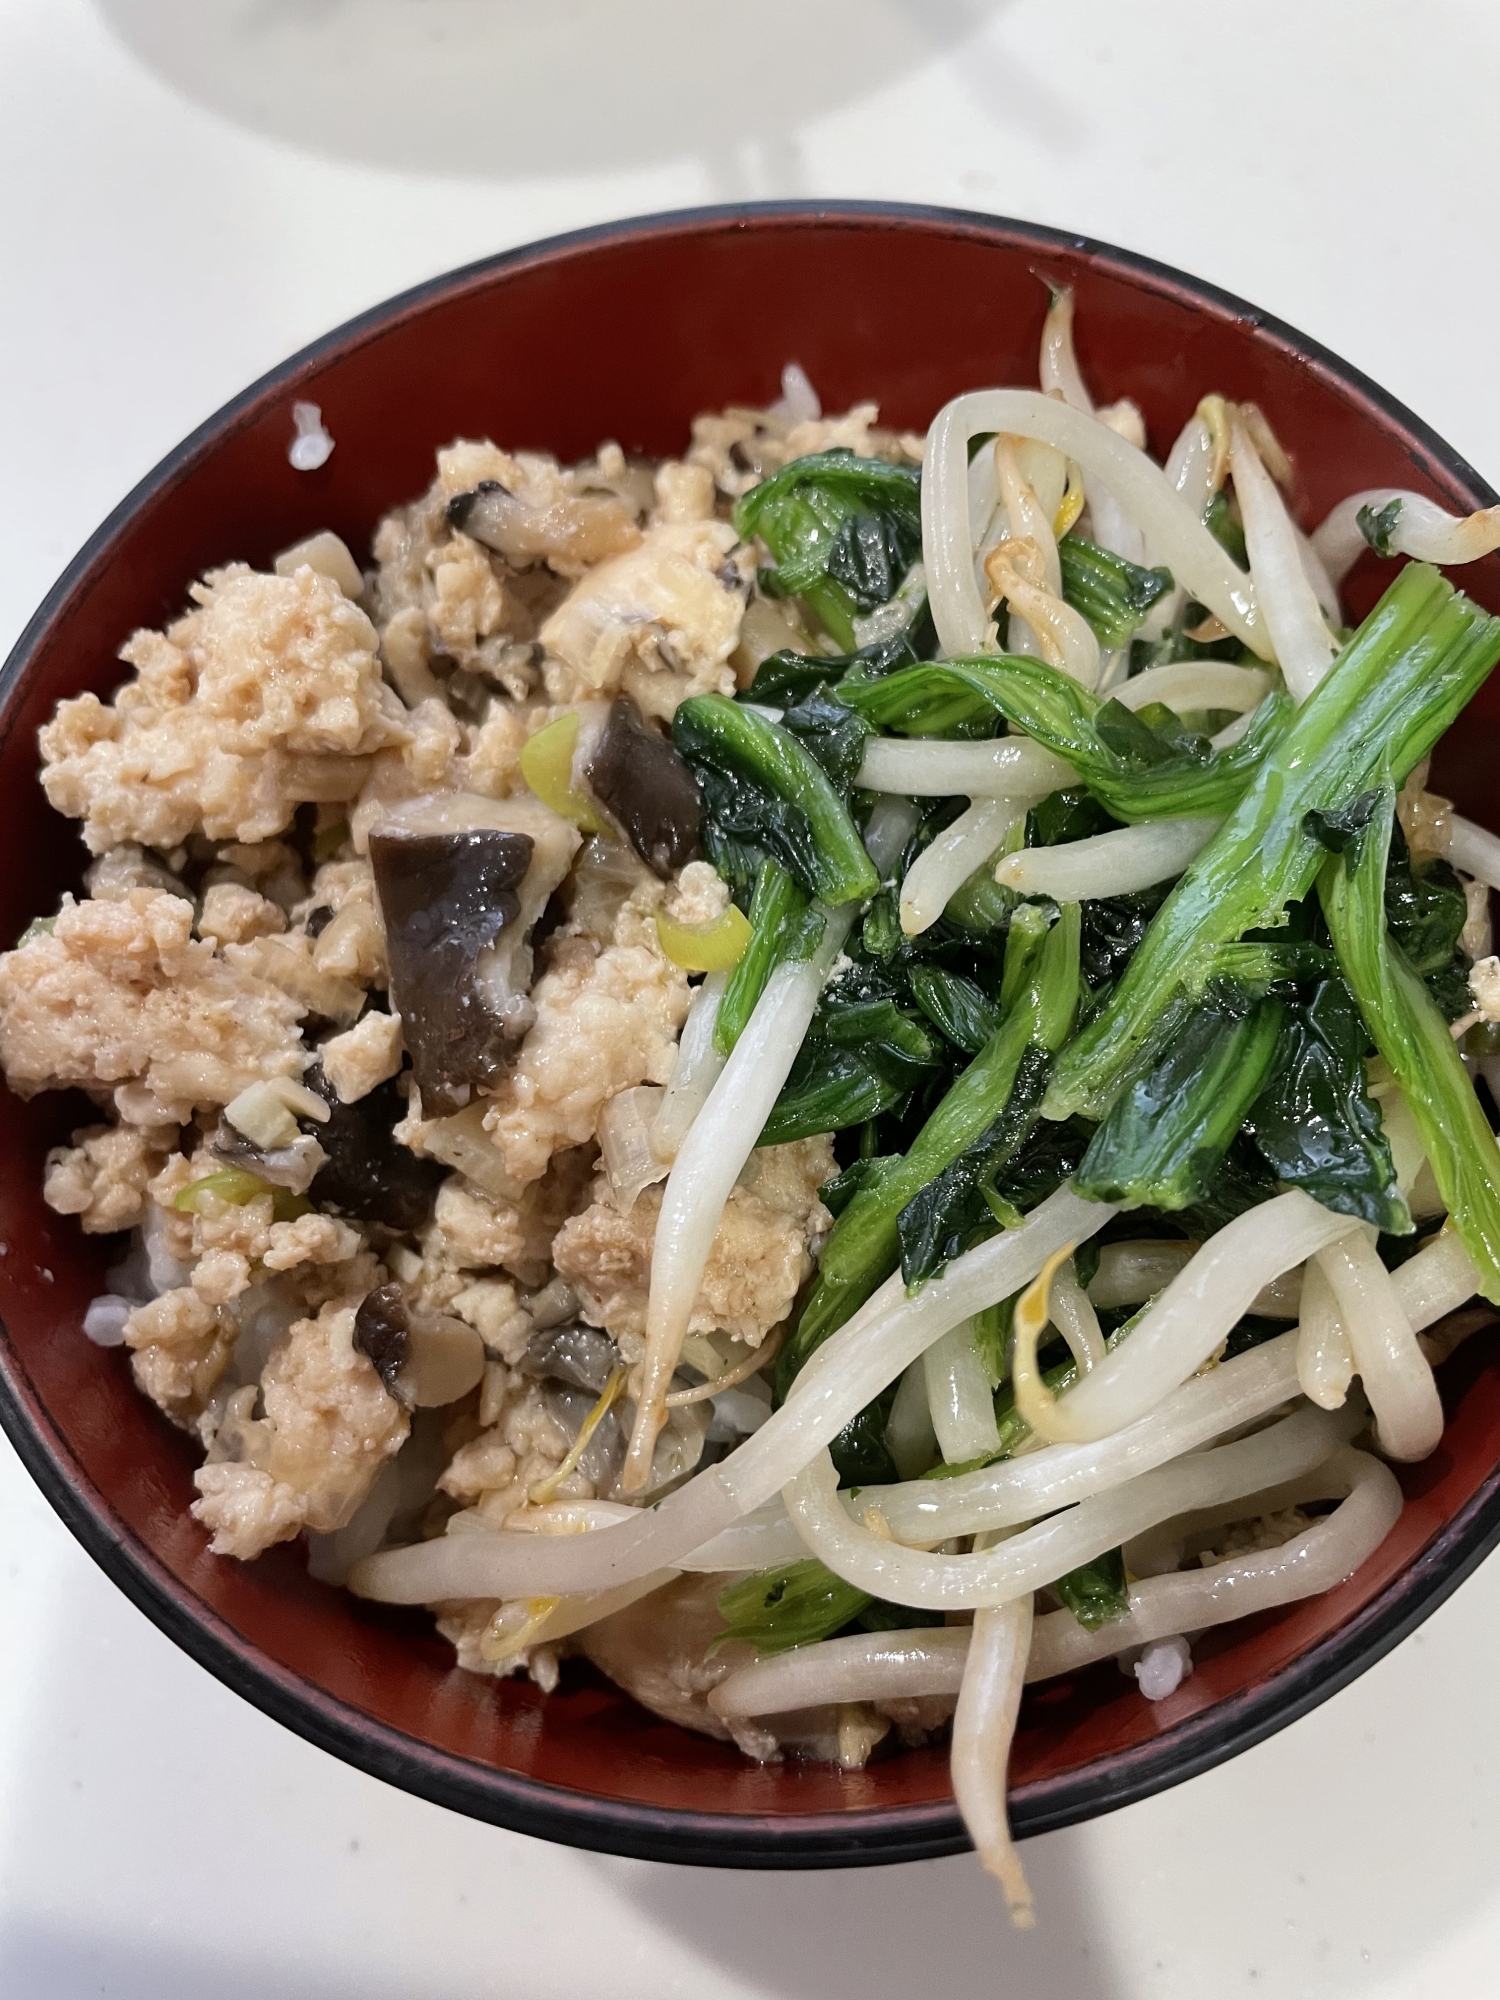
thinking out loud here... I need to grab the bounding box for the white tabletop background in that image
[4,3,1500,1993]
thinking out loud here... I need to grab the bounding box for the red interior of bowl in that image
[3,208,1499,1847]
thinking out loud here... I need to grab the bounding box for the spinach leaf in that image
[829,1396,900,1485]
[742,629,922,708]
[897,1046,1055,1286]
[1028,786,1119,848]
[1205,489,1249,569]
[1080,883,1173,987]
[673,694,878,906]
[714,1559,871,1655]
[1383,819,1469,1017]
[1053,1547,1130,1630]
[760,1048,911,1146]
[1058,534,1173,649]
[1357,497,1404,560]
[735,450,922,650]
[1246,976,1412,1232]
[1075,983,1285,1210]
[779,685,875,794]
[907,964,1003,1054]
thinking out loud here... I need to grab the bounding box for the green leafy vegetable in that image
[744,629,925,710]
[1205,489,1249,569]
[1074,983,1285,1210]
[673,694,878,907]
[1382,821,1471,1019]
[1319,789,1500,1302]
[781,906,1081,1390]
[1246,977,1411,1231]
[778,685,875,793]
[735,450,922,650]
[1053,1547,1131,1630]
[907,964,1003,1054]
[835,652,1292,823]
[716,859,821,1055]
[1357,498,1404,560]
[1047,564,1500,1121]
[714,1559,871,1655]
[1058,534,1174,649]
[897,1046,1054,1285]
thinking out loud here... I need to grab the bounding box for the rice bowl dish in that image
[5,283,1500,1916]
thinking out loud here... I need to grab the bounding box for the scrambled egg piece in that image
[539,520,747,717]
[480,901,691,1187]
[0,890,304,1120]
[39,564,410,854]
[44,1120,176,1233]
[552,1137,836,1352]
[191,1299,409,1558]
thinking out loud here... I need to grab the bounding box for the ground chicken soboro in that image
[0,401,899,1737]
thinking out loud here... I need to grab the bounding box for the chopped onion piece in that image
[650,971,727,1167]
[598,1085,669,1213]
[995,817,1219,901]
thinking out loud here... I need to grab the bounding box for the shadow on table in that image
[93,0,1021,186]
[589,1834,1122,2000]
[0,1923,357,2000]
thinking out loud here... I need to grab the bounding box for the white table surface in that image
[5,3,1500,1993]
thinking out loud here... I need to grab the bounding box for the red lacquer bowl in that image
[4,205,1500,1868]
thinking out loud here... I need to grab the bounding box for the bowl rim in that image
[4,197,1500,1870]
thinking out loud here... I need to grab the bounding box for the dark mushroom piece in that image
[354,1283,410,1391]
[368,794,579,1116]
[520,1323,622,1396]
[307,1070,445,1231]
[586,696,703,879]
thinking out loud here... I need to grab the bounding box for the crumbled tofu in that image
[0,889,304,1115]
[539,521,746,715]
[449,1278,533,1361]
[666,860,731,929]
[687,398,911,499]
[39,564,410,854]
[197,882,286,946]
[552,1137,836,1351]
[421,1146,593,1289]
[125,1285,236,1424]
[44,1121,176,1233]
[1470,955,1500,1022]
[439,1375,570,1511]
[190,1299,408,1557]
[480,905,691,1186]
[320,1010,404,1102]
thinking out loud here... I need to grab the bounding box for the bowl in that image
[4,202,1500,1869]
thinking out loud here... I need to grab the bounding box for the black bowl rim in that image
[3,198,1499,1870]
